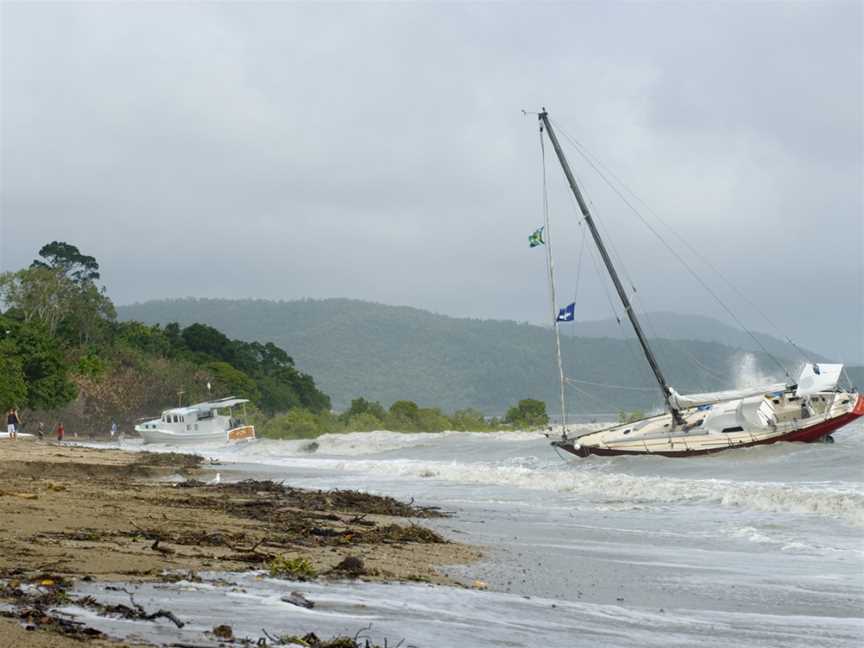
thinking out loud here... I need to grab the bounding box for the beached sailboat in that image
[532,109,863,458]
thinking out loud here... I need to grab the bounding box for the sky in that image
[1,2,862,363]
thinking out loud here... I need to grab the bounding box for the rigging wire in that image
[564,182,726,389]
[539,123,569,435]
[562,126,813,366]
[550,119,794,380]
[563,160,676,389]
[575,193,659,390]
[565,377,657,392]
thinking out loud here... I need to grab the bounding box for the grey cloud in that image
[1,2,861,362]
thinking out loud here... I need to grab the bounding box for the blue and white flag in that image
[556,302,575,322]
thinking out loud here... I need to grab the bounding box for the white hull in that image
[136,427,232,445]
[136,425,255,445]
[555,390,863,458]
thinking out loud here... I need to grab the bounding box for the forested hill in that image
[118,298,801,415]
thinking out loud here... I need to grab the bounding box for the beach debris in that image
[268,555,318,580]
[213,623,234,639]
[260,627,401,647]
[136,451,204,468]
[472,579,488,590]
[0,490,38,499]
[95,586,186,628]
[331,556,366,577]
[281,591,315,609]
[173,479,447,518]
[1,606,105,639]
[150,537,175,555]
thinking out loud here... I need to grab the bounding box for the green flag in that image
[528,226,545,248]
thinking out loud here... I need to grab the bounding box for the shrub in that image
[345,412,383,432]
[504,398,548,429]
[267,555,317,580]
[261,409,321,439]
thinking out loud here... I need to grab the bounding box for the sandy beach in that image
[0,439,479,647]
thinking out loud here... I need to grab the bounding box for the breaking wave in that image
[269,455,864,526]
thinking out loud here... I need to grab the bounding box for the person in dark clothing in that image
[6,408,20,440]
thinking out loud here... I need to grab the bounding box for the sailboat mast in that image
[538,110,683,423]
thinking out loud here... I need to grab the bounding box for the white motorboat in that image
[134,397,256,445]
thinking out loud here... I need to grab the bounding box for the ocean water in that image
[72,423,864,646]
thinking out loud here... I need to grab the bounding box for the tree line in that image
[259,396,549,439]
[0,242,551,438]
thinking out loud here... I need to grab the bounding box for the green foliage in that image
[206,361,260,401]
[2,243,115,345]
[267,555,317,580]
[504,398,549,429]
[345,412,384,432]
[342,397,386,422]
[31,241,100,284]
[261,409,323,439]
[114,321,173,356]
[450,408,494,431]
[0,243,332,431]
[0,341,28,411]
[618,410,646,423]
[0,315,77,411]
[384,400,420,431]
[110,319,329,416]
[76,353,107,377]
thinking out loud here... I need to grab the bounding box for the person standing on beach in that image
[6,408,20,440]
[56,422,64,443]
[110,420,117,440]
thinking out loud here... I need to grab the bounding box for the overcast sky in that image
[1,2,861,362]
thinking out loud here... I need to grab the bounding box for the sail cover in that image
[669,383,787,410]
[795,363,843,397]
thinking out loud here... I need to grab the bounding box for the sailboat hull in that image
[553,393,864,458]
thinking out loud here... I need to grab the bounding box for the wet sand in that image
[0,439,479,646]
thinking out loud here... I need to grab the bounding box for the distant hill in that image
[118,298,801,415]
[847,366,864,390]
[569,311,828,363]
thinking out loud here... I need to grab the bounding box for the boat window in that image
[186,425,191,431]
[722,426,744,433]
[622,429,631,435]
[773,400,780,404]
[788,397,800,402]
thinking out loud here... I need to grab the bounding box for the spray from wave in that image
[733,352,781,389]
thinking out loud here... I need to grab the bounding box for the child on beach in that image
[6,408,20,440]
[56,422,65,443]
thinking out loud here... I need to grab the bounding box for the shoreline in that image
[0,439,480,646]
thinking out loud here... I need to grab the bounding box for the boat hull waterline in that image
[553,393,864,458]
[136,425,255,445]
